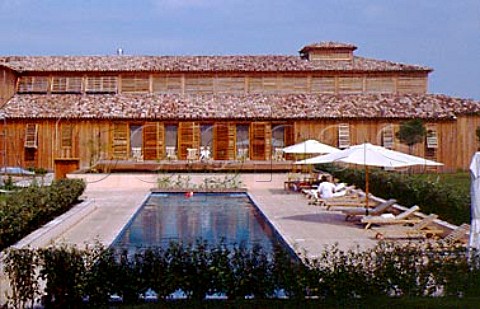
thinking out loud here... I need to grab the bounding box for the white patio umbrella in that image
[282,139,339,154]
[295,143,443,209]
[469,152,480,250]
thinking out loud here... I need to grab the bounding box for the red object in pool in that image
[185,191,194,198]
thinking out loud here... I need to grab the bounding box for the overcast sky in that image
[0,0,478,100]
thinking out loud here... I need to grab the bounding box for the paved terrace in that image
[13,173,379,255]
[3,172,461,304]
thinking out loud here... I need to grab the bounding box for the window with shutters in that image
[60,123,73,157]
[279,76,308,94]
[143,122,165,160]
[51,77,83,93]
[214,76,245,93]
[213,123,235,160]
[382,125,394,149]
[85,76,118,93]
[311,76,335,94]
[338,77,363,94]
[248,76,279,94]
[426,126,438,149]
[425,125,438,169]
[24,124,38,148]
[112,123,128,159]
[152,75,182,94]
[366,77,395,94]
[18,76,49,93]
[178,122,200,160]
[250,123,271,160]
[338,124,350,149]
[24,148,35,162]
[185,76,214,94]
[236,125,250,160]
[121,75,150,93]
[397,76,427,94]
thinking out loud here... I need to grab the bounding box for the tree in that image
[395,119,426,154]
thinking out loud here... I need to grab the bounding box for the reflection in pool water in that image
[113,193,276,252]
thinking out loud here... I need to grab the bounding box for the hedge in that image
[319,165,469,225]
[3,241,479,307]
[0,178,86,250]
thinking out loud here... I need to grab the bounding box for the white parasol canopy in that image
[282,139,339,154]
[294,143,443,209]
[469,152,480,250]
[295,143,443,167]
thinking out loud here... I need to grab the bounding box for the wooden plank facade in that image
[0,117,478,173]
[9,72,429,96]
[0,42,478,173]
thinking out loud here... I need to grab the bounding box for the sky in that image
[0,0,479,100]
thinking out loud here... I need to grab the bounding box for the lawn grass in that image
[413,172,470,224]
[413,172,470,196]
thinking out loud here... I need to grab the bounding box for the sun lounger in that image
[360,205,420,229]
[373,214,443,239]
[334,199,397,221]
[441,223,470,245]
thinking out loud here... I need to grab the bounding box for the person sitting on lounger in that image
[316,176,336,199]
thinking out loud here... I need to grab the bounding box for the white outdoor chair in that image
[166,146,177,160]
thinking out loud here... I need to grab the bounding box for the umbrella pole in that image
[365,164,369,215]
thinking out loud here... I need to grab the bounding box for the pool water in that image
[113,193,277,252]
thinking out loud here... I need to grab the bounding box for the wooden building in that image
[0,42,479,173]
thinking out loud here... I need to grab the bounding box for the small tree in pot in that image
[396,119,426,154]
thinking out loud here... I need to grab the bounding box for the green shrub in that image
[0,178,86,250]
[4,241,480,306]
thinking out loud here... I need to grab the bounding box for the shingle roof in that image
[299,41,358,53]
[1,93,477,120]
[0,54,431,72]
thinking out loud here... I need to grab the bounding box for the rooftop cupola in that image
[299,41,357,61]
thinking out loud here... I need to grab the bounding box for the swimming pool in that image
[113,192,282,253]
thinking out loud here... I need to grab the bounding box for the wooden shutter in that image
[279,76,308,94]
[178,122,200,160]
[60,123,73,157]
[426,126,438,149]
[152,75,183,94]
[85,76,118,93]
[112,123,128,159]
[311,76,335,94]
[425,125,438,171]
[51,77,83,93]
[121,75,150,93]
[338,124,350,149]
[397,76,427,94]
[338,77,363,94]
[263,76,278,93]
[250,122,271,160]
[214,76,245,93]
[214,122,235,160]
[366,77,395,94]
[382,125,394,149]
[24,124,38,148]
[143,122,165,160]
[185,75,214,94]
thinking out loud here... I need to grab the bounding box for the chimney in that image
[299,42,357,61]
